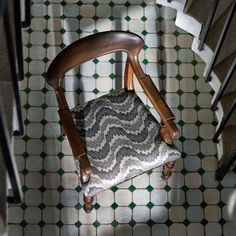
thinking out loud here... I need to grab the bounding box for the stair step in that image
[184,0,215,24]
[220,91,236,127]
[213,52,236,94]
[220,125,236,159]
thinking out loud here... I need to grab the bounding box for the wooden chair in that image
[46,31,181,213]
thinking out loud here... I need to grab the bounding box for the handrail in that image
[205,0,236,82]
[21,0,31,28]
[213,97,236,143]
[211,57,236,111]
[0,108,23,204]
[198,0,219,51]
[3,0,24,136]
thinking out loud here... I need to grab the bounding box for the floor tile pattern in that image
[9,1,236,235]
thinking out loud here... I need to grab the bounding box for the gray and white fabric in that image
[72,90,181,197]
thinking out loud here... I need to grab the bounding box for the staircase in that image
[158,0,236,179]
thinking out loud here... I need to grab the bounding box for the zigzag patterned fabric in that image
[72,90,181,197]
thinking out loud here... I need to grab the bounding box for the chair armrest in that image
[138,75,179,138]
[58,109,92,175]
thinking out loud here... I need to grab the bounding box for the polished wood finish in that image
[83,195,94,213]
[161,160,176,180]
[46,31,180,212]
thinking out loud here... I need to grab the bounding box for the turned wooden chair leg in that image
[161,160,176,180]
[83,195,94,213]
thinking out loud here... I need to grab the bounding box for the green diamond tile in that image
[174,45,181,51]
[147,219,155,227]
[157,30,164,36]
[111,220,119,228]
[43,28,50,34]
[20,203,28,210]
[60,14,67,20]
[26,28,33,34]
[93,73,99,79]
[181,185,189,192]
[93,220,101,228]
[191,60,198,66]
[128,185,136,192]
[39,186,46,193]
[146,202,154,209]
[193,89,200,96]
[111,202,118,210]
[157,16,163,22]
[183,202,190,209]
[147,170,153,175]
[43,43,49,48]
[41,87,48,94]
[125,2,131,7]
[173,31,180,37]
[142,58,149,65]
[56,203,64,210]
[109,2,115,7]
[57,135,64,142]
[60,0,67,6]
[20,220,28,228]
[111,186,118,192]
[141,16,147,22]
[75,186,82,193]
[141,2,147,7]
[93,1,99,7]
[109,88,115,93]
[40,135,47,142]
[182,219,190,226]
[57,152,64,159]
[56,220,64,228]
[177,89,184,95]
[200,219,208,226]
[180,168,188,175]
[76,29,82,34]
[22,185,28,193]
[164,185,171,192]
[76,88,83,94]
[40,152,46,158]
[176,74,183,81]
[40,119,47,125]
[23,135,30,141]
[217,200,226,208]
[109,58,116,64]
[92,15,99,21]
[44,15,50,20]
[129,202,136,209]
[196,136,203,143]
[192,74,199,81]
[109,15,115,21]
[218,218,226,225]
[164,202,172,209]
[38,203,46,210]
[178,120,185,127]
[75,203,82,210]
[57,168,65,176]
[175,60,182,66]
[200,201,207,209]
[195,120,202,127]
[25,57,32,63]
[177,104,184,111]
[41,103,48,110]
[212,120,218,126]
[141,44,148,51]
[128,219,136,227]
[93,88,99,94]
[125,16,131,21]
[142,30,148,36]
[159,75,166,80]
[60,28,66,34]
[194,105,201,111]
[159,59,165,65]
[179,136,186,143]
[43,0,50,6]
[216,183,224,191]
[57,185,64,193]
[165,219,172,226]
[93,203,100,210]
[210,89,215,96]
[146,185,153,192]
[199,185,206,192]
[26,43,32,49]
[76,15,83,20]
[60,43,67,49]
[109,73,116,79]
[21,168,29,176]
[39,169,47,176]
[181,152,187,159]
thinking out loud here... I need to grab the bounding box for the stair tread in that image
[221,125,236,157]
[220,91,236,127]
[184,0,215,24]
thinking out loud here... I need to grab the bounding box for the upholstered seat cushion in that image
[71,90,181,197]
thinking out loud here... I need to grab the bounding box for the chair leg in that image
[161,160,176,180]
[83,195,94,213]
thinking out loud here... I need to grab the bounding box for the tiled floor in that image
[9,1,236,235]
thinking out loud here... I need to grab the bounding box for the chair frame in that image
[46,31,179,212]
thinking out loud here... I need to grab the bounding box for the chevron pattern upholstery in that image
[72,90,181,197]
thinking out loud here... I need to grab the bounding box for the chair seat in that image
[71,90,181,197]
